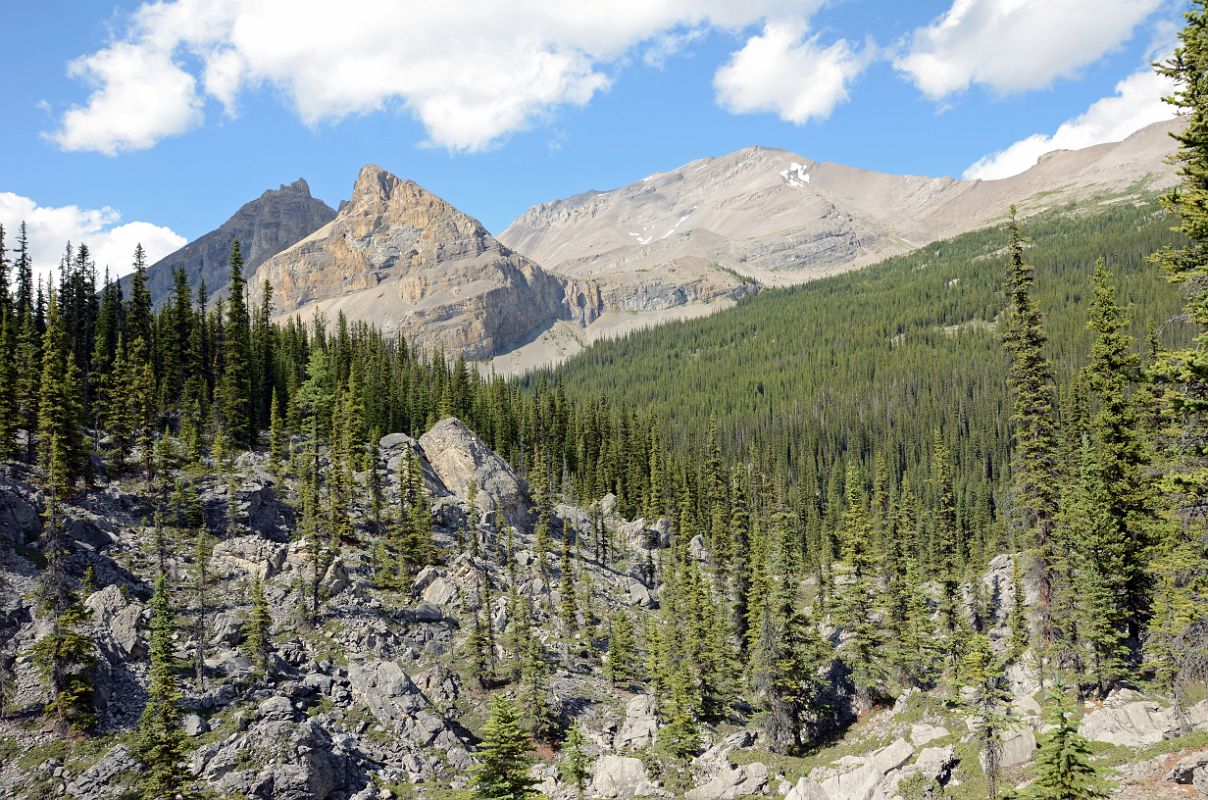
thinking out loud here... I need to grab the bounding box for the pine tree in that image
[242,574,272,678]
[604,611,638,688]
[217,242,254,448]
[30,514,96,734]
[522,634,559,743]
[37,293,84,488]
[559,723,591,799]
[269,387,287,473]
[1145,3,1208,694]
[1003,209,1061,676]
[471,694,538,800]
[764,595,831,755]
[834,464,884,711]
[1022,688,1108,800]
[657,659,700,760]
[0,311,17,461]
[191,522,213,690]
[136,576,195,800]
[961,633,1010,800]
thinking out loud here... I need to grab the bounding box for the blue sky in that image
[0,0,1187,279]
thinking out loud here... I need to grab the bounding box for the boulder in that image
[784,778,827,800]
[346,659,462,750]
[0,479,40,547]
[1079,689,1208,747]
[321,559,351,597]
[418,418,533,529]
[808,738,914,800]
[617,694,659,751]
[192,716,365,800]
[65,744,138,800]
[997,725,1037,769]
[380,432,448,496]
[685,762,768,800]
[84,585,144,659]
[589,755,663,798]
[1166,750,1208,786]
[210,535,288,580]
[421,575,459,607]
[908,723,948,747]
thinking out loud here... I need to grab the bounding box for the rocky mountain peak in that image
[250,165,571,358]
[276,177,313,195]
[132,177,336,306]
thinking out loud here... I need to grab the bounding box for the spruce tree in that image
[243,574,272,678]
[604,612,638,688]
[1022,688,1107,800]
[834,464,884,711]
[1003,209,1061,673]
[471,694,538,800]
[961,633,1010,800]
[559,724,591,800]
[136,576,195,800]
[30,511,96,734]
[1146,1,1208,694]
[764,596,831,755]
[217,242,254,448]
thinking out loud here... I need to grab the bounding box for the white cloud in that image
[50,0,826,155]
[53,42,203,155]
[963,68,1176,180]
[0,193,186,285]
[714,18,866,124]
[896,0,1163,99]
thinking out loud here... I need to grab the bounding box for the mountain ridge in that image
[130,177,335,306]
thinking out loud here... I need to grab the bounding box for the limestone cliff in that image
[252,166,577,359]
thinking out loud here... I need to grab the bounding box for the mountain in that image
[130,178,335,305]
[250,166,577,359]
[498,119,1181,363]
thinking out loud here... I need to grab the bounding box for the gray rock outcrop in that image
[130,178,335,307]
[419,417,533,529]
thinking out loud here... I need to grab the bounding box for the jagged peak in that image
[344,163,488,234]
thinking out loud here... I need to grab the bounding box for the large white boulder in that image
[418,418,533,529]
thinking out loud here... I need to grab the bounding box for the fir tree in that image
[1003,209,1061,675]
[763,596,831,755]
[559,724,591,800]
[136,576,195,800]
[217,242,254,448]
[961,633,1010,800]
[604,612,638,688]
[1146,1,1208,694]
[471,694,538,800]
[1022,688,1108,800]
[242,574,272,678]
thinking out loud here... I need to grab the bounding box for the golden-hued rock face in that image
[252,165,574,359]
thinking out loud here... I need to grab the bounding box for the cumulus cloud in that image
[49,0,827,155]
[714,18,867,124]
[54,42,203,155]
[896,0,1163,99]
[0,193,186,284]
[963,68,1176,180]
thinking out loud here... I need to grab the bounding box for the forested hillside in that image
[541,197,1189,560]
[2,8,1208,800]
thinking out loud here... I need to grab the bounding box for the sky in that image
[0,0,1189,282]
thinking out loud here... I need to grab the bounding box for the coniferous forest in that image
[3,7,1208,800]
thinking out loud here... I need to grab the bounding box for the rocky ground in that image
[1,418,1207,800]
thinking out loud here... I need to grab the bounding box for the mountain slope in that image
[129,179,335,305]
[251,166,576,359]
[500,119,1180,310]
[537,196,1188,514]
